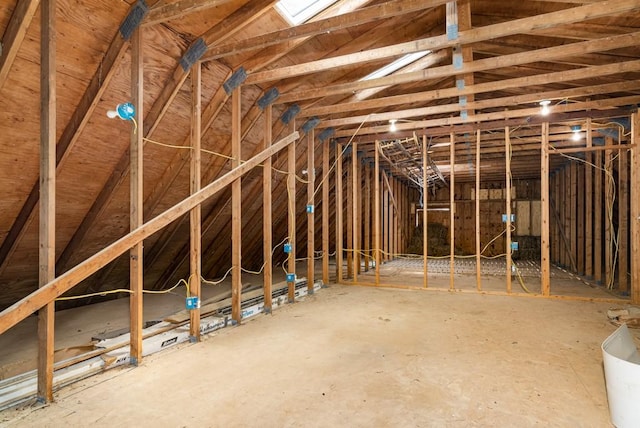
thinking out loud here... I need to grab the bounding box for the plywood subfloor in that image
[2,283,631,427]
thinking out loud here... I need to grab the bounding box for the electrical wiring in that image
[308,114,372,205]
[142,137,309,182]
[131,117,138,135]
[549,142,621,289]
[55,278,189,301]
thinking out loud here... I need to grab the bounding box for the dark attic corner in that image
[1,0,640,425]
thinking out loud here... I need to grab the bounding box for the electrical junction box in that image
[284,243,292,253]
[502,214,516,223]
[185,296,200,310]
[286,273,296,283]
[306,204,314,213]
[511,242,519,251]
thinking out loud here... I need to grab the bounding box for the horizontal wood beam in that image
[280,30,640,103]
[0,132,299,336]
[549,144,634,154]
[203,0,449,60]
[334,95,640,137]
[339,107,634,143]
[246,0,640,85]
[319,80,640,128]
[0,0,40,91]
[300,59,640,117]
[144,0,235,26]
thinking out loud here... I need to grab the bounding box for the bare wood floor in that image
[2,280,627,427]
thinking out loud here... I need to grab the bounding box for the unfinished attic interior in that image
[2,0,640,424]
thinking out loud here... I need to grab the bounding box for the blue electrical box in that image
[186,296,200,310]
[286,273,295,283]
[511,242,519,251]
[306,204,314,213]
[502,214,516,223]
[284,243,292,254]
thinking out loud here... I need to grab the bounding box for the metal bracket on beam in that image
[223,67,247,94]
[119,0,149,40]
[258,88,280,110]
[281,104,301,124]
[318,127,335,142]
[301,117,320,134]
[180,38,207,71]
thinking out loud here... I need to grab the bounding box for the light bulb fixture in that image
[389,119,397,132]
[571,125,582,141]
[107,102,136,121]
[539,100,551,116]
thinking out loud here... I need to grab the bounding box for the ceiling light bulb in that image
[106,110,118,119]
[539,100,551,116]
[571,125,582,141]
[389,119,397,132]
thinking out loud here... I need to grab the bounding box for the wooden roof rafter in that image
[0,0,39,91]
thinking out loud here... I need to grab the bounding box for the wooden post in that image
[336,143,343,283]
[231,87,242,321]
[585,118,593,278]
[352,143,359,282]
[346,155,353,278]
[577,163,585,276]
[449,132,455,291]
[423,135,429,288]
[631,112,640,304]
[364,163,371,273]
[357,150,362,273]
[475,130,482,291]
[570,161,577,273]
[374,141,381,285]
[564,166,570,268]
[307,130,315,292]
[322,140,329,285]
[393,178,399,259]
[541,122,551,296]
[553,172,561,265]
[505,126,512,293]
[38,0,56,402]
[605,137,613,288]
[383,177,389,261]
[189,62,202,340]
[619,148,629,293]
[129,25,144,365]
[287,120,296,301]
[263,105,273,311]
[594,150,603,284]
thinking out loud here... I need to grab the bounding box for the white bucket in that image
[602,324,640,428]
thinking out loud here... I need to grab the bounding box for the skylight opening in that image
[360,51,432,81]
[276,0,338,25]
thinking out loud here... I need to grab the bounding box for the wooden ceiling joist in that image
[333,95,640,137]
[343,107,634,143]
[319,80,640,128]
[279,31,640,103]
[202,0,450,60]
[246,0,640,85]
